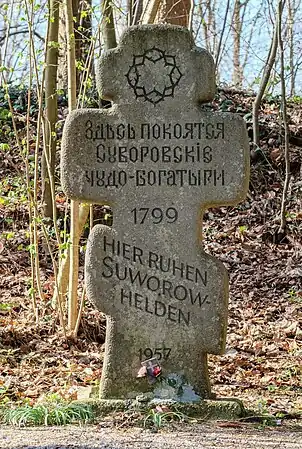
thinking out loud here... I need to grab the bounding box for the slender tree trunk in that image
[64,0,80,332]
[79,0,94,86]
[53,0,92,327]
[58,0,91,90]
[52,205,89,316]
[199,2,210,52]
[286,0,295,96]
[42,0,59,219]
[206,0,214,53]
[252,3,281,148]
[188,0,194,31]
[278,0,290,230]
[232,0,242,87]
[132,0,144,24]
[215,0,231,72]
[72,0,81,88]
[156,0,191,26]
[211,0,217,55]
[199,0,219,54]
[140,0,161,24]
[127,0,133,25]
[58,2,68,89]
[241,5,261,76]
[101,0,117,49]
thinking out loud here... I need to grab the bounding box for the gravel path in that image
[1,423,301,449]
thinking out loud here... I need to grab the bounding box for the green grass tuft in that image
[3,401,94,427]
[144,408,186,431]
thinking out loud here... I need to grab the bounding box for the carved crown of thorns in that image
[126,47,183,105]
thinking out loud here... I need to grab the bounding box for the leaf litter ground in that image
[0,90,301,420]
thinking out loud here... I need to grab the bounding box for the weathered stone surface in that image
[75,397,246,420]
[61,24,249,400]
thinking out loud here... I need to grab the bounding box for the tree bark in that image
[58,0,92,90]
[101,0,117,50]
[42,0,59,219]
[252,2,281,148]
[132,0,144,24]
[215,0,231,72]
[278,0,291,231]
[64,0,79,332]
[286,0,294,96]
[140,0,162,24]
[156,0,191,26]
[232,0,242,87]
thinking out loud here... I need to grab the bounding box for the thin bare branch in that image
[215,0,230,71]
[278,0,291,231]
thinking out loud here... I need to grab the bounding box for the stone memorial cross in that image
[61,25,249,400]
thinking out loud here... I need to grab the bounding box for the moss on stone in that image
[74,397,246,420]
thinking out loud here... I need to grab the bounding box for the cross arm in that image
[61,107,121,205]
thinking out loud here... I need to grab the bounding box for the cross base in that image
[99,316,212,399]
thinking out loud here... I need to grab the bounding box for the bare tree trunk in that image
[156,0,191,26]
[127,0,133,25]
[252,2,281,148]
[198,0,220,55]
[199,2,210,52]
[65,0,79,332]
[232,0,242,87]
[188,0,194,31]
[215,0,231,72]
[101,0,117,49]
[58,2,68,89]
[132,0,144,24]
[211,0,217,55]
[141,0,162,24]
[42,0,59,219]
[52,204,89,319]
[241,5,262,77]
[207,0,214,53]
[278,0,291,231]
[79,0,94,85]
[286,0,294,96]
[58,0,91,90]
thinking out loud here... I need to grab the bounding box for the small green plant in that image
[3,398,94,426]
[0,385,10,406]
[257,398,269,415]
[144,407,186,431]
[238,225,247,233]
[289,95,302,104]
[0,303,14,312]
[287,288,302,303]
[255,399,281,429]
[257,415,281,429]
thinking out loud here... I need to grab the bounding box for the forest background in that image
[0,0,301,425]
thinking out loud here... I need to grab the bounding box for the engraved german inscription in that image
[102,236,208,287]
[120,288,191,326]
